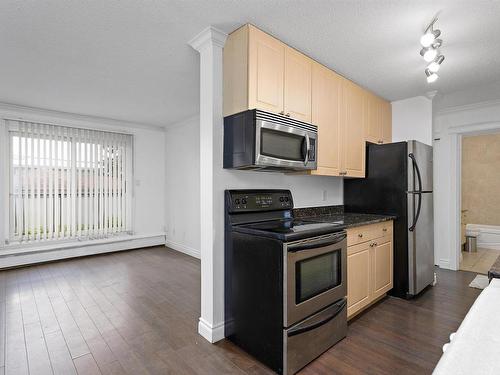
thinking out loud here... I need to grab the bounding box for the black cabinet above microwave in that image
[223,110,318,172]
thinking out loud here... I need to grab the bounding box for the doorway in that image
[459,132,500,274]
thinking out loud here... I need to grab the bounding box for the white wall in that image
[164,115,343,258]
[434,99,500,270]
[0,103,166,252]
[164,116,201,258]
[391,96,433,146]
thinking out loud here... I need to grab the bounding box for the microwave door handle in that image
[303,133,310,166]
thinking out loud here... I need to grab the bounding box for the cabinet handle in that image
[383,228,387,232]
[285,113,291,117]
[358,233,363,238]
[373,242,378,246]
[369,243,374,247]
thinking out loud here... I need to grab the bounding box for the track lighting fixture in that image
[420,17,445,83]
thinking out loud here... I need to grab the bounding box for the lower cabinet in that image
[347,243,371,317]
[346,221,393,319]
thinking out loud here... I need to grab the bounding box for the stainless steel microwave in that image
[223,109,317,171]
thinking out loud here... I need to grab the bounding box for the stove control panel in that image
[226,190,293,212]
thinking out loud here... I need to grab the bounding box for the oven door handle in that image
[287,299,347,337]
[288,233,346,252]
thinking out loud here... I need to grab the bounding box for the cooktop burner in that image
[233,218,345,241]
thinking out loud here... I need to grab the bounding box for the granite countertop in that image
[294,205,396,229]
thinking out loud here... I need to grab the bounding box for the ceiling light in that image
[425,69,438,83]
[420,47,438,62]
[420,16,445,84]
[420,29,441,47]
[427,55,445,73]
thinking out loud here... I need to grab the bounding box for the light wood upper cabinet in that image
[284,47,312,122]
[380,100,392,144]
[364,93,392,145]
[364,92,380,144]
[341,79,365,178]
[224,24,311,122]
[223,24,391,179]
[310,62,341,176]
[248,26,285,115]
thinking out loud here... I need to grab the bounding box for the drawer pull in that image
[358,233,363,238]
[383,228,388,232]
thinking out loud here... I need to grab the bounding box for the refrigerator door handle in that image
[409,192,422,232]
[408,153,423,232]
[409,153,423,193]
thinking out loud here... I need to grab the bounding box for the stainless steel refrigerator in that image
[344,140,434,298]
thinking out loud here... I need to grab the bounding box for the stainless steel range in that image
[224,190,347,375]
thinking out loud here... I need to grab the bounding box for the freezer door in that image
[407,191,434,295]
[407,140,433,192]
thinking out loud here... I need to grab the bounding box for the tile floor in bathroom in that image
[460,247,500,274]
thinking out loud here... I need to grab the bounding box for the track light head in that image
[425,68,438,83]
[420,29,441,47]
[427,55,445,73]
[420,47,438,62]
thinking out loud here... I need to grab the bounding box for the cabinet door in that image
[311,62,341,176]
[371,239,393,300]
[347,244,371,318]
[341,80,365,178]
[284,47,312,122]
[364,92,381,144]
[248,26,285,115]
[380,100,392,144]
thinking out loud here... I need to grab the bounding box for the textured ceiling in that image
[1,0,500,126]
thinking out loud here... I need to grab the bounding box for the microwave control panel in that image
[226,190,293,212]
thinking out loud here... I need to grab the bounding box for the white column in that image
[189,26,227,343]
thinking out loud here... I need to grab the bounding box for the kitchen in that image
[2,1,500,374]
[220,24,433,374]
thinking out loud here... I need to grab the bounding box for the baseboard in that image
[165,238,200,259]
[0,234,166,268]
[198,317,225,343]
[439,259,452,270]
[477,242,500,251]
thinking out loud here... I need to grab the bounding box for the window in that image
[7,120,133,243]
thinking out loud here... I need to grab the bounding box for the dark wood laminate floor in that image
[0,246,481,375]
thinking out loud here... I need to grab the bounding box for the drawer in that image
[347,221,393,247]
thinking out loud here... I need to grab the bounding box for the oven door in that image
[255,119,317,170]
[284,232,347,327]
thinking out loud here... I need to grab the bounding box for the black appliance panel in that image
[226,189,293,213]
[344,142,409,298]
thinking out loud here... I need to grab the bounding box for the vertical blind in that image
[8,120,133,243]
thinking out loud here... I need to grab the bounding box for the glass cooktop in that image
[234,219,345,241]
